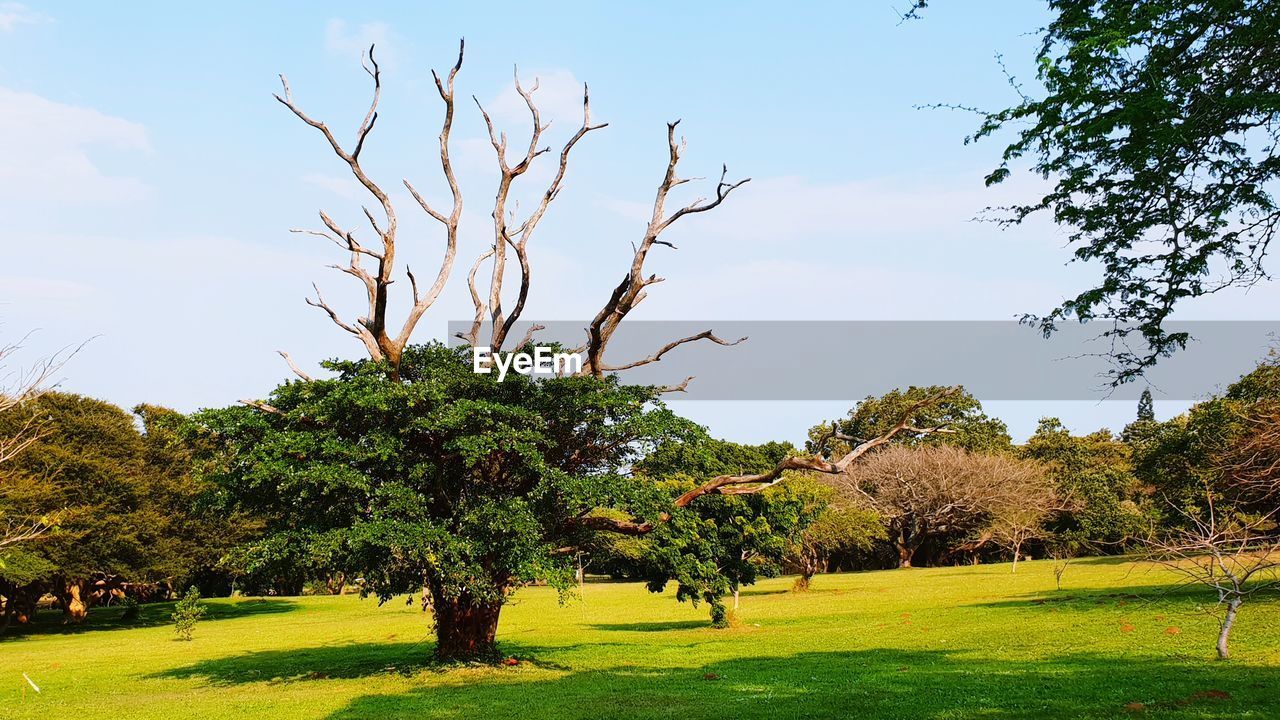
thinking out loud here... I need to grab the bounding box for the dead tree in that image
[983,459,1067,572]
[833,446,1048,568]
[1146,495,1280,660]
[267,41,955,658]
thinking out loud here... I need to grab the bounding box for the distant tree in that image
[982,462,1065,572]
[1221,401,1280,506]
[0,394,247,625]
[836,446,1046,567]
[939,0,1280,381]
[789,492,883,591]
[808,385,1011,457]
[1133,357,1280,518]
[0,332,77,550]
[644,477,826,625]
[638,435,797,481]
[637,436,822,621]
[1024,418,1149,547]
[1137,389,1155,423]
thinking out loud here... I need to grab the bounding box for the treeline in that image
[1,356,1276,630]
[0,396,256,630]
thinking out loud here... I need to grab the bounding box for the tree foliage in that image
[0,393,246,626]
[808,385,1011,457]
[962,0,1280,381]
[1023,418,1149,546]
[1132,356,1280,519]
[193,344,744,654]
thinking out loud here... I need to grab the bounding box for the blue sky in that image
[3,1,1274,443]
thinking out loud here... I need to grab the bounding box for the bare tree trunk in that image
[732,584,740,610]
[1218,598,1241,660]
[897,542,915,568]
[1011,540,1021,573]
[431,590,503,662]
[56,578,88,624]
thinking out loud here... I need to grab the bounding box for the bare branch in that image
[602,330,746,372]
[574,387,960,537]
[582,121,748,376]
[239,399,286,416]
[278,41,467,378]
[276,350,314,382]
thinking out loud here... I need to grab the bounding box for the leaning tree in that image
[198,42,955,661]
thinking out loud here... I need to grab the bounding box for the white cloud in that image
[324,19,393,65]
[0,276,93,303]
[302,172,361,200]
[0,2,47,32]
[485,68,587,130]
[660,172,1058,243]
[0,86,151,209]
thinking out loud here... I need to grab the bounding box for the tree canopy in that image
[928,1,1280,381]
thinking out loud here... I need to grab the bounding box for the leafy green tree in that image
[194,345,698,659]
[808,385,1011,456]
[642,476,826,626]
[171,585,207,641]
[638,436,798,480]
[788,489,884,590]
[1132,357,1280,518]
[1022,418,1149,547]
[949,0,1280,381]
[0,393,247,624]
[1137,389,1155,423]
[0,393,156,621]
[633,436,828,621]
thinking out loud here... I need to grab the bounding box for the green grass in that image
[3,557,1280,719]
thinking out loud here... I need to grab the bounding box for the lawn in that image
[3,557,1279,719]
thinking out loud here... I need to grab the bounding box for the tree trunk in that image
[1218,598,1241,660]
[432,593,503,663]
[1011,540,1021,573]
[56,578,88,623]
[896,524,917,568]
[897,542,915,568]
[732,584,740,610]
[793,571,814,592]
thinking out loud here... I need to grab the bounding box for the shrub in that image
[171,586,207,641]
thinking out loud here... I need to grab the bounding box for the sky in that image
[2,1,1277,444]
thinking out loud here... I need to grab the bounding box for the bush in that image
[171,586,207,640]
[119,596,139,623]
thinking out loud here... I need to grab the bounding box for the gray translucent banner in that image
[446,321,1280,401]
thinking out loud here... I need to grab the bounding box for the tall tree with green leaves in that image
[0,394,247,625]
[210,42,955,661]
[930,1,1280,381]
[1137,389,1155,423]
[1023,418,1149,547]
[808,385,1011,457]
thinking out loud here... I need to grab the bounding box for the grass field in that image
[3,557,1279,719]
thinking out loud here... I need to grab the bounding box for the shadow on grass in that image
[2,598,298,640]
[966,581,1238,612]
[739,588,789,597]
[587,620,708,633]
[318,646,1277,720]
[152,639,438,683]
[147,634,1280,718]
